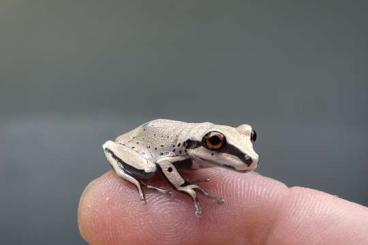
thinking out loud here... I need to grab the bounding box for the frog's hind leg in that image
[103,147,146,202]
[103,140,158,203]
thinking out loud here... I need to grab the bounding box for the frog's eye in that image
[251,129,257,142]
[203,131,225,150]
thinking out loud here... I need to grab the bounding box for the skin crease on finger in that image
[78,169,368,245]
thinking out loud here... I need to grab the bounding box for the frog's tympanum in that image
[103,119,259,216]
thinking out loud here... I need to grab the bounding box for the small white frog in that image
[103,119,259,216]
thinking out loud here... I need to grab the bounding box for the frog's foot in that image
[140,181,172,196]
[138,188,147,204]
[194,200,202,217]
[157,160,204,217]
[140,196,147,204]
[193,185,224,204]
[177,184,202,217]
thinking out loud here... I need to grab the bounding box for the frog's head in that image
[186,124,259,172]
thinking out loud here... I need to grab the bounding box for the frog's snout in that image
[102,140,114,152]
[245,155,259,171]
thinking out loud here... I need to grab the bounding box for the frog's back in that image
[115,119,191,161]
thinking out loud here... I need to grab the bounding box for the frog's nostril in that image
[244,155,253,166]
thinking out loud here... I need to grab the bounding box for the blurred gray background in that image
[0,0,367,244]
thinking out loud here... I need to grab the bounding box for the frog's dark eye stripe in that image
[185,140,201,149]
[220,144,253,166]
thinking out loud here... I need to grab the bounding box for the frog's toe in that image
[192,185,224,204]
[189,177,210,185]
[205,194,224,205]
[157,188,172,196]
[194,203,202,217]
[216,197,225,204]
[144,184,172,196]
[139,194,147,204]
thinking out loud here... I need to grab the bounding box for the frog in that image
[102,119,259,216]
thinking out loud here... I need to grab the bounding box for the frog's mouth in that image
[194,155,251,173]
[223,164,251,173]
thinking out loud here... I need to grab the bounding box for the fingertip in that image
[77,175,104,243]
[78,171,201,245]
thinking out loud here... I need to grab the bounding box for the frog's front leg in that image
[156,159,201,215]
[157,159,223,216]
[192,185,224,204]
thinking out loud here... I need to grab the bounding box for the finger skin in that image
[78,169,368,245]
